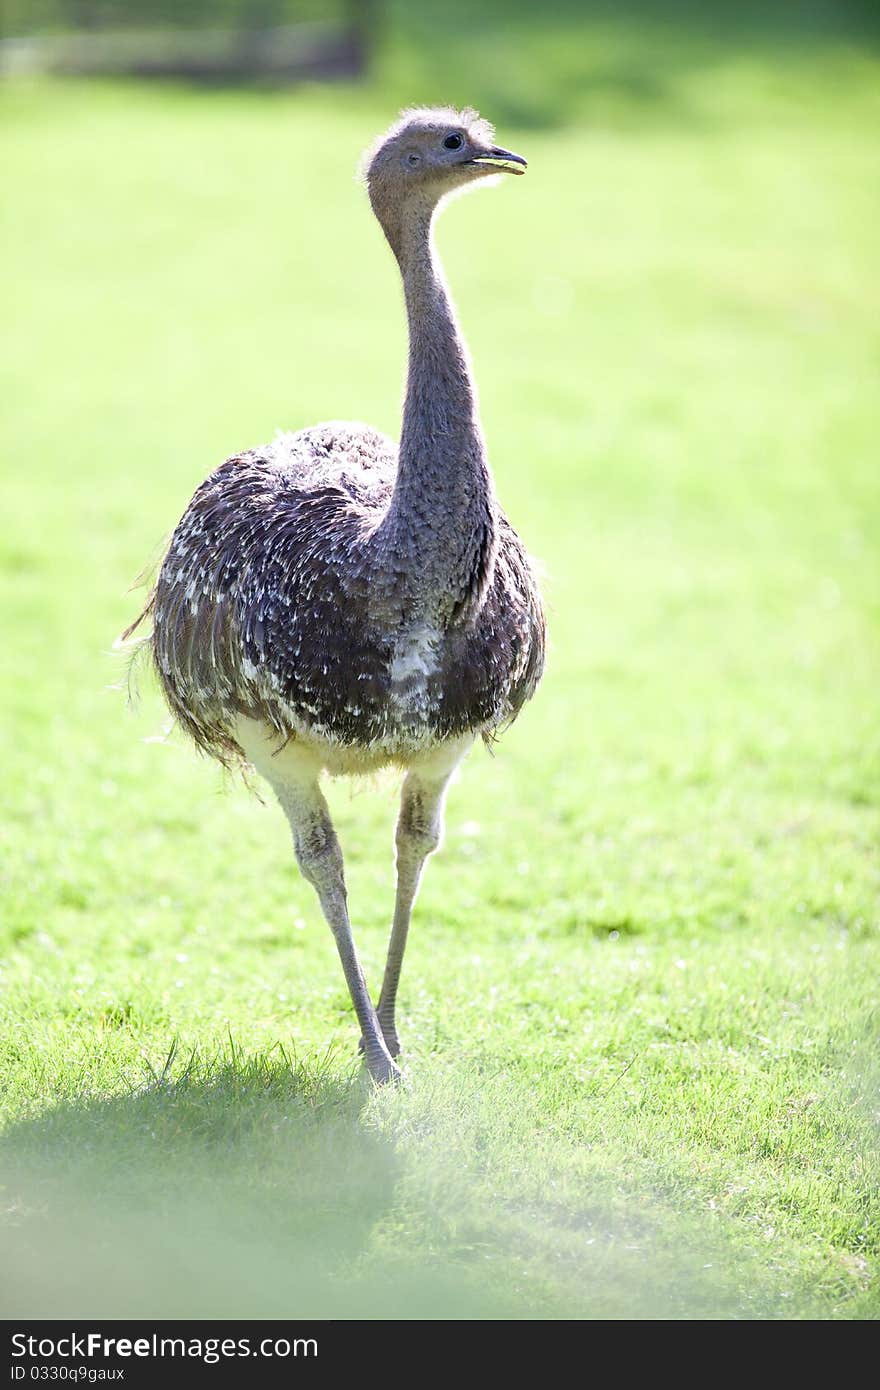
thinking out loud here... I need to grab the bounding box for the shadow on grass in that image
[0,1039,722,1320]
[4,1035,870,1319]
[0,1042,514,1319]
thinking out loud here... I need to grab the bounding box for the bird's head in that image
[362,106,526,242]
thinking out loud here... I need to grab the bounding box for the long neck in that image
[375,199,497,624]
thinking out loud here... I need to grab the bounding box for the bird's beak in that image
[468,145,528,175]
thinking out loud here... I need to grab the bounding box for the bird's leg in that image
[366,759,459,1059]
[272,773,400,1086]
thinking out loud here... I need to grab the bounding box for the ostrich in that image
[127,107,545,1084]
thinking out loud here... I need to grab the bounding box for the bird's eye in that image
[443,133,464,150]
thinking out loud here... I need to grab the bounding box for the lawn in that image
[1,1,878,1319]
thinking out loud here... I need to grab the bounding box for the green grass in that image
[1,2,879,1319]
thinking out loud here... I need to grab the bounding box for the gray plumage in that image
[127,107,545,1083]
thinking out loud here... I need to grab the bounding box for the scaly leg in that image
[270,769,400,1086]
[368,738,472,1058]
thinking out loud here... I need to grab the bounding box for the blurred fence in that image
[1,1,379,82]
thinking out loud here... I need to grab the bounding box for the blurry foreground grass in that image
[1,2,879,1319]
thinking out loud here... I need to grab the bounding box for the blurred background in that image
[3,1,374,82]
[1,0,878,1321]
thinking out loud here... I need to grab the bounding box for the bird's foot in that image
[366,1050,404,1086]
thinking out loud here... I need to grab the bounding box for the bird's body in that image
[130,107,544,1083]
[152,421,542,773]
